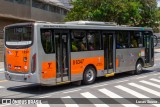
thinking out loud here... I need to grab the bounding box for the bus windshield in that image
[5,25,33,48]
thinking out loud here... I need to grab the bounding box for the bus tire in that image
[135,60,143,75]
[83,66,96,85]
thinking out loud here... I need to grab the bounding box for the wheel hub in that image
[137,63,142,72]
[86,70,94,82]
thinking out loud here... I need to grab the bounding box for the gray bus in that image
[4,21,156,86]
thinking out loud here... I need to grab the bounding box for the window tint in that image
[133,31,143,48]
[15,0,30,5]
[49,5,56,12]
[143,31,152,48]
[87,31,101,50]
[116,31,129,49]
[71,30,87,52]
[5,26,33,48]
[5,0,30,6]
[41,29,55,54]
[32,0,48,10]
[6,26,32,43]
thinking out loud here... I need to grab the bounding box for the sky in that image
[158,0,160,7]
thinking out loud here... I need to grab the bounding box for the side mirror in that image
[153,35,158,47]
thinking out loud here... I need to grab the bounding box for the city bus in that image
[4,21,157,85]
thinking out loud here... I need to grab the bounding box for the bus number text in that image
[73,59,84,65]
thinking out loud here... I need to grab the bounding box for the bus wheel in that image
[83,66,96,85]
[135,61,143,75]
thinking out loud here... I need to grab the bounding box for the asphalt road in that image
[0,51,160,107]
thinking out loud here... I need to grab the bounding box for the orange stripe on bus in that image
[116,58,119,68]
[71,56,104,75]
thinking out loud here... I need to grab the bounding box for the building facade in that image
[0,0,70,61]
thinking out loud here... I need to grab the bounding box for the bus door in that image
[144,33,154,66]
[55,30,70,83]
[103,32,116,74]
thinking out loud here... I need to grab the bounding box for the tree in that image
[138,0,157,26]
[65,0,160,31]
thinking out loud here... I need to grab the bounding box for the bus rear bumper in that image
[5,71,40,83]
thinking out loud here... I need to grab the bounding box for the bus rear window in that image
[5,26,33,48]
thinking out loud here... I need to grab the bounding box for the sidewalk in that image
[0,62,4,71]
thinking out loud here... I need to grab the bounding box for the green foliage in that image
[65,0,160,32]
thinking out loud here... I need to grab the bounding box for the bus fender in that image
[83,64,97,77]
[137,58,144,67]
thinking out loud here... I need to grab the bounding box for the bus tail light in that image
[31,53,36,73]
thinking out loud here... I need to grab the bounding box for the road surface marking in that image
[140,80,160,89]
[62,96,79,107]
[153,73,160,76]
[39,95,51,98]
[99,88,123,98]
[115,80,129,83]
[81,92,99,98]
[37,104,50,107]
[91,83,108,88]
[0,80,8,83]
[99,88,139,107]
[0,86,5,88]
[115,85,160,107]
[81,92,109,107]
[115,85,148,98]
[136,75,148,79]
[129,83,160,97]
[63,89,81,94]
[150,78,160,83]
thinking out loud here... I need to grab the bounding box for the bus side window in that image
[41,29,55,53]
[87,31,101,50]
[130,31,143,48]
[116,31,129,49]
[116,33,122,49]
[130,31,138,48]
[71,30,87,52]
[136,32,143,48]
[71,41,78,52]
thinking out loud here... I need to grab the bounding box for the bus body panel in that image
[5,46,40,83]
[5,48,30,73]
[36,25,57,85]
[70,50,104,82]
[38,54,57,85]
[116,48,145,73]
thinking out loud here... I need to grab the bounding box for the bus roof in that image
[5,21,153,31]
